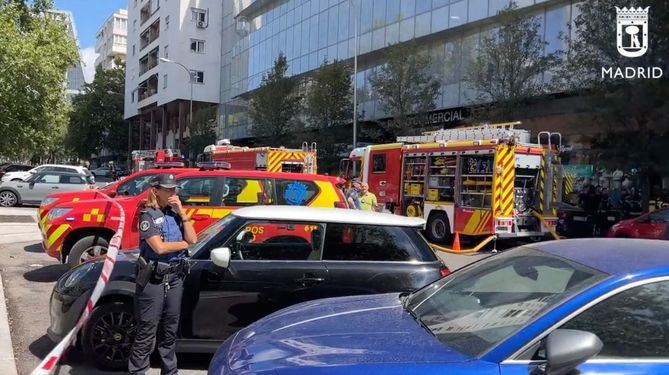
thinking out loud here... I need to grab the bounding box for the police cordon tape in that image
[31,192,125,375]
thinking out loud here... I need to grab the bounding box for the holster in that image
[135,256,153,288]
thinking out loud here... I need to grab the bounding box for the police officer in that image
[128,174,196,375]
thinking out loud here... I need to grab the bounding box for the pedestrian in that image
[346,179,361,209]
[359,182,379,211]
[128,174,197,375]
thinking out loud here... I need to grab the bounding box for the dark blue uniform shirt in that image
[138,206,187,262]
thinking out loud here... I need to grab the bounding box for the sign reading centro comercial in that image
[379,108,469,128]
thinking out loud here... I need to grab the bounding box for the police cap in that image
[150,173,179,189]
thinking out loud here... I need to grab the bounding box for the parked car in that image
[90,166,112,178]
[40,168,347,267]
[47,206,449,370]
[1,164,90,182]
[209,238,669,375]
[0,163,32,180]
[608,207,669,240]
[556,202,622,238]
[0,171,95,207]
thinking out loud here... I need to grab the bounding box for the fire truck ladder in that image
[302,141,318,174]
[396,122,531,144]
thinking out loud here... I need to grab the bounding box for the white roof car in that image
[231,205,426,227]
[1,164,90,183]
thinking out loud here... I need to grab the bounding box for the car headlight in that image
[47,207,72,222]
[40,197,59,207]
[57,261,102,293]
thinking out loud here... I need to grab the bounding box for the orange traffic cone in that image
[452,232,461,251]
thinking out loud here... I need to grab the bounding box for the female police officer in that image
[128,174,196,375]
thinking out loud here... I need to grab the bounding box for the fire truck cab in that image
[131,149,185,172]
[203,140,317,174]
[340,122,563,244]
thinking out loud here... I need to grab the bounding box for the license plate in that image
[573,216,587,222]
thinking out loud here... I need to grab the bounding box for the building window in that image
[164,45,168,58]
[131,91,135,102]
[190,39,205,53]
[163,74,167,89]
[191,8,207,23]
[133,19,136,32]
[132,44,136,56]
[190,70,204,84]
[165,15,169,29]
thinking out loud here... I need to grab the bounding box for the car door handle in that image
[295,277,324,286]
[51,186,59,189]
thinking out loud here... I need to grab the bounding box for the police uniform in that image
[128,174,188,375]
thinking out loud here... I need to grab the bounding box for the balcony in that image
[139,47,159,76]
[140,0,159,26]
[139,19,159,51]
[138,74,159,102]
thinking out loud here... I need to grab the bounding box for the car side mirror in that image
[108,190,117,198]
[545,329,602,375]
[29,181,35,188]
[210,247,231,268]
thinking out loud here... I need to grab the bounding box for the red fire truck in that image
[340,122,563,245]
[203,140,317,174]
[131,149,186,172]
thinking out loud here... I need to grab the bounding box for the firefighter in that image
[128,174,197,375]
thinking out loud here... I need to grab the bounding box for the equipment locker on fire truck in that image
[203,140,317,174]
[340,122,563,246]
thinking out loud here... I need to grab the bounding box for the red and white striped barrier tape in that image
[32,193,125,375]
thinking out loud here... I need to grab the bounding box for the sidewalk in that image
[0,207,41,245]
[0,274,18,375]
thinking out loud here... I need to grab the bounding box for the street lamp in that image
[160,57,193,152]
[348,0,359,150]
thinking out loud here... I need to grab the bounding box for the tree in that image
[0,1,78,160]
[466,4,560,121]
[369,42,441,136]
[557,0,669,206]
[249,53,301,141]
[304,59,353,173]
[185,106,217,161]
[66,63,126,159]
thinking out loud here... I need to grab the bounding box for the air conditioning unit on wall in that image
[197,20,207,28]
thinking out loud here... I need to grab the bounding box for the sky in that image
[54,0,128,83]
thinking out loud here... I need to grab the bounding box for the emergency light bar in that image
[153,162,185,168]
[197,162,231,170]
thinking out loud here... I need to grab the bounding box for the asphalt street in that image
[0,206,492,374]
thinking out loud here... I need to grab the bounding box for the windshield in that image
[187,215,236,257]
[404,247,607,358]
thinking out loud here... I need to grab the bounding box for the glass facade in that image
[220,0,577,139]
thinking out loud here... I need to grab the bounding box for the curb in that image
[0,274,18,375]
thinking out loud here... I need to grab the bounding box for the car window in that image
[33,166,46,173]
[649,210,669,222]
[117,174,154,196]
[60,175,84,184]
[222,178,274,206]
[37,174,60,183]
[178,177,218,206]
[275,179,318,206]
[322,224,417,261]
[227,221,324,261]
[559,280,669,358]
[405,247,607,358]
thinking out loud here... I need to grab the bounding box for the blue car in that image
[209,239,669,375]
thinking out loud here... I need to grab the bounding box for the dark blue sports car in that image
[209,239,669,375]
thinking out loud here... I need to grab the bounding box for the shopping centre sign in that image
[379,108,468,128]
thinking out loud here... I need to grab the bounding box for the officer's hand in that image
[167,195,184,215]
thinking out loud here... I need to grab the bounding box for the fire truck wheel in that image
[426,212,453,245]
[83,301,135,371]
[67,235,109,268]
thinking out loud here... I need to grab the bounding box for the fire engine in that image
[340,122,563,245]
[131,149,186,172]
[203,140,317,174]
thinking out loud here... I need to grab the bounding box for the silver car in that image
[0,171,95,207]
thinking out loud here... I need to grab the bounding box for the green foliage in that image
[369,42,441,135]
[466,4,559,121]
[304,59,354,173]
[0,1,78,160]
[249,53,302,141]
[185,106,218,160]
[66,63,127,159]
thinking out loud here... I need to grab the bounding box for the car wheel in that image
[425,212,453,244]
[0,190,18,207]
[82,301,136,371]
[67,235,109,268]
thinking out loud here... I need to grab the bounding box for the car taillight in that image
[439,265,450,277]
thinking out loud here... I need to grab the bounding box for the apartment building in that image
[124,0,222,152]
[95,9,128,70]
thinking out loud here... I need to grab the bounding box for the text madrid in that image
[601,66,664,79]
